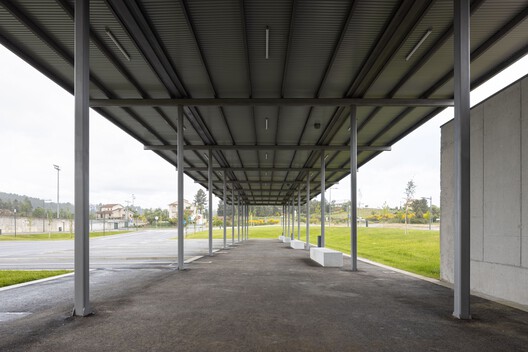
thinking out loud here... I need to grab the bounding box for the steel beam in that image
[453,0,471,320]
[146,145,391,152]
[291,197,295,240]
[177,105,185,270]
[197,180,337,186]
[73,0,91,317]
[350,106,358,271]
[237,194,240,242]
[185,167,353,172]
[91,98,453,107]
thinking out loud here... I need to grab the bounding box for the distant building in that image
[96,204,130,220]
[168,200,204,224]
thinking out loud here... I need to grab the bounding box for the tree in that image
[404,180,416,234]
[194,189,207,214]
[410,198,428,219]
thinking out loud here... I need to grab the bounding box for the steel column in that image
[306,177,310,249]
[73,0,91,317]
[321,152,326,247]
[177,105,185,270]
[297,188,301,240]
[208,148,213,256]
[237,194,240,242]
[453,0,471,320]
[291,198,294,240]
[231,187,235,244]
[223,172,227,249]
[350,106,358,271]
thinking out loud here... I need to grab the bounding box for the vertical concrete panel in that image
[522,78,528,269]
[470,104,484,261]
[440,121,455,283]
[483,83,521,266]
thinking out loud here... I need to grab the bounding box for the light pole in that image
[14,208,17,237]
[53,164,60,219]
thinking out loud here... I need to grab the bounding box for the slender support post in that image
[350,105,358,271]
[321,152,326,247]
[306,177,310,249]
[237,194,240,242]
[282,205,285,236]
[246,205,249,240]
[453,0,471,320]
[73,0,91,316]
[223,172,227,249]
[177,105,185,270]
[287,204,290,240]
[208,149,213,256]
[297,188,301,240]
[231,187,235,244]
[291,198,295,240]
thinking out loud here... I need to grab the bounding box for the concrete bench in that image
[310,247,343,267]
[278,235,284,241]
[282,236,291,243]
[290,239,305,249]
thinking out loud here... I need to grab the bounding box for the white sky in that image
[1,43,527,210]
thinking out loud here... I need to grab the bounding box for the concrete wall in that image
[441,76,528,306]
[0,216,128,234]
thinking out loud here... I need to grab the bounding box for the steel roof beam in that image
[146,145,390,152]
[90,98,453,107]
[185,167,348,172]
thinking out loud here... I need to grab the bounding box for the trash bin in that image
[58,227,62,232]
[365,219,369,227]
[0,229,2,235]
[317,235,322,247]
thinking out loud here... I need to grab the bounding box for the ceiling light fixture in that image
[405,28,432,61]
[265,153,268,160]
[203,153,208,160]
[265,117,269,130]
[105,27,131,61]
[265,26,270,59]
[324,154,329,160]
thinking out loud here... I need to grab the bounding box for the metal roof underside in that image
[1,0,527,205]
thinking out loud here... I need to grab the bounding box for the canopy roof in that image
[1,0,527,205]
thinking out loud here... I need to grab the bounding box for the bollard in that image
[317,235,322,248]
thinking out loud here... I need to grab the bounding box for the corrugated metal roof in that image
[1,0,528,204]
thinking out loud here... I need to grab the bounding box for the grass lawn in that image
[0,270,71,288]
[0,230,132,241]
[188,225,439,278]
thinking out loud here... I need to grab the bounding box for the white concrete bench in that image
[310,247,343,267]
[278,235,284,241]
[282,236,291,243]
[290,239,305,249]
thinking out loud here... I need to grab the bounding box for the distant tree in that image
[404,180,416,234]
[194,189,207,214]
[410,198,428,218]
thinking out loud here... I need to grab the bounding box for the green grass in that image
[188,225,439,278]
[0,230,132,241]
[0,270,72,288]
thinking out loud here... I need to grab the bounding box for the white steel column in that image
[223,172,227,249]
[237,194,240,242]
[453,0,471,320]
[231,187,235,244]
[306,177,310,249]
[208,149,213,256]
[291,197,295,239]
[177,105,185,270]
[287,204,290,240]
[297,188,301,240]
[350,105,358,271]
[321,152,326,247]
[73,0,91,316]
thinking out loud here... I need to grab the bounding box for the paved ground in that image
[0,229,227,269]
[1,239,527,351]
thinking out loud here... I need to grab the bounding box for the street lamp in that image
[53,164,60,219]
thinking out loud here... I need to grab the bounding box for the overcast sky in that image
[1,43,527,210]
